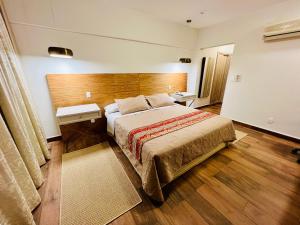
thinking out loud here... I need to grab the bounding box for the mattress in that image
[105,111,122,135]
[106,104,236,201]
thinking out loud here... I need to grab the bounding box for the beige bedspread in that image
[114,105,236,201]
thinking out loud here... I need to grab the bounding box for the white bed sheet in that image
[105,111,122,135]
[105,105,178,135]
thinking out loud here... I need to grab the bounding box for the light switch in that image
[85,91,91,98]
[168,85,172,90]
[232,75,242,82]
[236,75,242,82]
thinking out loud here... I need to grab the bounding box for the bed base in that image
[173,142,228,179]
[113,137,228,181]
[113,137,228,200]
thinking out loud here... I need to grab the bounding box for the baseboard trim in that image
[47,116,300,144]
[47,135,62,143]
[196,105,299,143]
[233,120,300,143]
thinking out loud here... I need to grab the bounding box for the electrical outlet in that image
[91,119,95,123]
[85,91,91,98]
[267,117,275,124]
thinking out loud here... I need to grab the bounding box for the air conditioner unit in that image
[263,19,300,41]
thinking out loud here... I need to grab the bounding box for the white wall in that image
[196,0,300,139]
[4,0,198,138]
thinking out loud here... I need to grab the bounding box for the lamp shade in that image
[48,47,73,58]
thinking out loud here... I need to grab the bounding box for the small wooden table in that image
[56,104,104,152]
[170,92,197,107]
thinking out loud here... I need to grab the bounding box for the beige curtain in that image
[0,8,50,225]
[0,114,39,225]
[210,53,231,104]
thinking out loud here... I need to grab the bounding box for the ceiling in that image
[109,0,287,28]
[4,0,288,29]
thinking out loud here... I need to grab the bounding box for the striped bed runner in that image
[128,110,216,161]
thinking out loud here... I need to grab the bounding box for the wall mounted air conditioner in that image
[263,19,300,41]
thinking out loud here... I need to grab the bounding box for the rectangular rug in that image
[60,142,142,225]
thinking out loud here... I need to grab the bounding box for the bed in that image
[106,104,236,202]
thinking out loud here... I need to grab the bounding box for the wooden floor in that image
[33,104,300,225]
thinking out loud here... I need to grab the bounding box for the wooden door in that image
[210,53,231,104]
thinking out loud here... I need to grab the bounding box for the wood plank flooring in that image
[33,104,300,225]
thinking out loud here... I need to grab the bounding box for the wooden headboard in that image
[47,73,187,110]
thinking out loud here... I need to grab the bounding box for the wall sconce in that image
[48,47,73,58]
[179,58,191,63]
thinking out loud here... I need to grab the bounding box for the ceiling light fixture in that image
[48,47,73,58]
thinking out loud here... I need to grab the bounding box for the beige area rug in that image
[60,142,142,225]
[233,130,248,143]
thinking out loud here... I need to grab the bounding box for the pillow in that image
[104,103,119,114]
[115,95,150,115]
[146,93,176,108]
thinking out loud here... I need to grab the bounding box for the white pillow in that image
[115,95,150,115]
[104,103,119,114]
[146,93,176,108]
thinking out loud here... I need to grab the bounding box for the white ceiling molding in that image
[9,21,191,49]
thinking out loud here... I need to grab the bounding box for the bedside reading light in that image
[179,58,191,63]
[48,47,73,58]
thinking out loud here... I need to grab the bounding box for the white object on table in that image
[170,92,197,106]
[56,103,101,125]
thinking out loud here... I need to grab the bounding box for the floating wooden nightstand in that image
[56,104,101,125]
[170,92,197,107]
[56,104,105,152]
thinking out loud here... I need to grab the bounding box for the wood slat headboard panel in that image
[47,73,187,110]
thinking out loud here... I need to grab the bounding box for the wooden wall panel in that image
[47,73,187,111]
[113,74,140,99]
[139,73,187,96]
